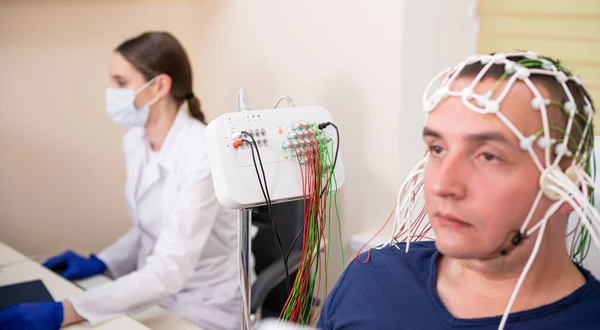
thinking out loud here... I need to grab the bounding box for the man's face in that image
[423,77,555,259]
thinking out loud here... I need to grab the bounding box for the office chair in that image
[250,199,305,321]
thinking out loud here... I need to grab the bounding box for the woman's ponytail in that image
[187,94,205,124]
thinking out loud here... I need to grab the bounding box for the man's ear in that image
[558,201,575,216]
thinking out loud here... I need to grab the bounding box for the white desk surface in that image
[0,242,202,330]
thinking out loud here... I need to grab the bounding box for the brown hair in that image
[457,53,595,163]
[115,31,205,123]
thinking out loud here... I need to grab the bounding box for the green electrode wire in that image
[572,122,595,265]
[488,57,595,265]
[313,135,344,324]
[315,127,345,324]
[281,123,344,325]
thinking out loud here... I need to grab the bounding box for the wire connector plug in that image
[318,122,332,130]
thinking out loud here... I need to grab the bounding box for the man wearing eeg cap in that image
[318,51,600,329]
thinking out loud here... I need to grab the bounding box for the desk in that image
[0,242,201,330]
[73,275,201,330]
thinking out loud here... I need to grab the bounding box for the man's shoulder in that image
[336,240,438,290]
[318,241,438,329]
[581,267,600,301]
[352,240,438,270]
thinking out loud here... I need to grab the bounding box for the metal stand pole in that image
[237,89,253,329]
[239,208,252,329]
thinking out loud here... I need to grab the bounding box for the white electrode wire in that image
[390,172,425,246]
[519,190,545,234]
[547,173,600,240]
[493,69,520,104]
[402,177,420,250]
[498,195,563,330]
[404,181,425,252]
[527,69,559,77]
[387,158,427,246]
[386,188,405,247]
[459,92,493,115]
[548,186,600,260]
[444,55,479,86]
[549,171,595,215]
[423,68,455,112]
[566,218,581,239]
[392,179,424,246]
[388,179,416,247]
[572,169,591,200]
[440,68,456,87]
[523,78,552,167]
[560,189,599,258]
[273,95,296,109]
[467,55,496,91]
[498,199,563,330]
[406,190,430,242]
[572,166,595,187]
[577,169,595,187]
[538,175,600,247]
[572,171,591,244]
[573,111,594,163]
[577,96,595,163]
[552,81,578,167]
[408,182,427,240]
[495,111,545,173]
[524,172,599,237]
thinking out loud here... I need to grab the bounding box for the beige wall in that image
[0,0,477,284]
[0,0,216,255]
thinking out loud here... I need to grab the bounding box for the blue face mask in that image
[105,77,158,128]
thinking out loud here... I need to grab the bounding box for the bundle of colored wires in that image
[570,152,596,264]
[355,151,433,264]
[355,204,432,265]
[278,122,343,326]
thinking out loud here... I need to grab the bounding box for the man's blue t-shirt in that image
[318,241,600,329]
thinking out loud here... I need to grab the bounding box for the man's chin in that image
[434,239,492,259]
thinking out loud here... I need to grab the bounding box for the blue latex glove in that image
[43,250,106,280]
[0,302,63,330]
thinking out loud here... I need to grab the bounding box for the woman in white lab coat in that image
[0,32,241,330]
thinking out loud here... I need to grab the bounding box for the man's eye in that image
[429,145,444,154]
[481,152,499,162]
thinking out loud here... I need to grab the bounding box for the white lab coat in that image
[69,110,245,330]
